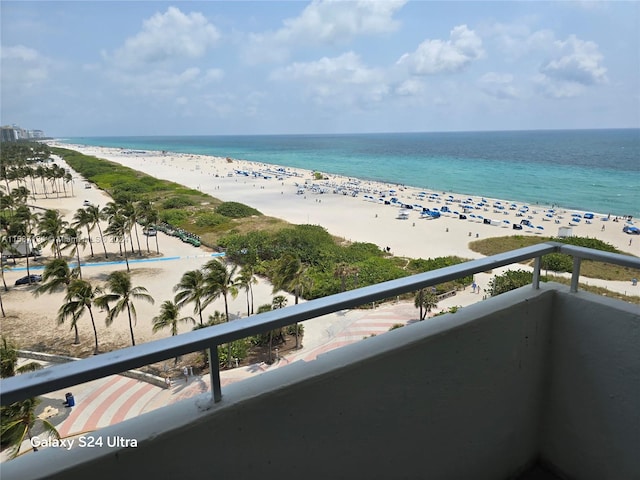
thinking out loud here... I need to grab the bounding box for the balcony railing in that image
[2,242,638,407]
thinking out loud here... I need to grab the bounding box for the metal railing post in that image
[570,257,582,293]
[208,345,222,403]
[532,256,541,290]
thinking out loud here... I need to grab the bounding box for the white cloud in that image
[272,51,388,107]
[107,67,214,99]
[540,35,607,86]
[487,22,556,60]
[395,78,426,96]
[397,25,484,75]
[478,72,519,100]
[245,0,406,63]
[107,7,220,70]
[0,45,51,88]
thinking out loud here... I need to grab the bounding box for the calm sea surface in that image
[63,129,640,217]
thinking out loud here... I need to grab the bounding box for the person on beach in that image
[183,366,189,383]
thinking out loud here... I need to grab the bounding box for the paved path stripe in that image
[57,376,132,437]
[111,383,158,424]
[82,378,141,432]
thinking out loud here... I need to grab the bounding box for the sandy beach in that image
[53,142,639,259]
[2,142,638,358]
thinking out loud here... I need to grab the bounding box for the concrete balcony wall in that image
[4,284,639,480]
[540,292,640,479]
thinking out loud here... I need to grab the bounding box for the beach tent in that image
[558,227,573,238]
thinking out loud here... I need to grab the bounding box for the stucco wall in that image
[539,291,640,480]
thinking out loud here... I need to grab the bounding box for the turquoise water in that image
[62,129,640,217]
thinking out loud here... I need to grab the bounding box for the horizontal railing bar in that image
[1,242,637,405]
[558,244,640,269]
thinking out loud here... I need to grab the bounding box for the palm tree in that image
[95,271,154,346]
[238,266,258,317]
[60,227,85,279]
[152,300,194,364]
[204,260,239,326]
[145,208,161,254]
[272,253,310,348]
[414,289,439,320]
[58,279,101,354]
[72,208,95,258]
[119,198,141,255]
[104,213,129,271]
[86,204,109,259]
[1,397,60,458]
[12,205,38,281]
[136,200,153,254]
[0,238,15,292]
[0,336,59,459]
[174,269,208,326]
[35,258,80,343]
[37,209,68,258]
[34,258,76,296]
[203,260,240,368]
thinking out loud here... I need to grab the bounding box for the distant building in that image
[0,124,46,142]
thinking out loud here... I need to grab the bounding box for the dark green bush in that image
[195,212,229,228]
[541,253,573,272]
[162,196,196,209]
[216,202,261,218]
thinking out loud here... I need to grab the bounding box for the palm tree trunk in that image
[75,240,83,279]
[133,225,142,255]
[85,226,95,257]
[126,304,136,346]
[224,296,233,368]
[197,300,204,326]
[123,244,130,272]
[88,306,99,354]
[249,282,254,314]
[97,223,108,259]
[73,323,80,345]
[25,251,31,279]
[155,235,159,255]
[0,292,5,317]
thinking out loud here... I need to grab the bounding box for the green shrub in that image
[286,324,304,336]
[541,253,573,273]
[486,269,545,297]
[217,339,250,366]
[216,202,261,218]
[195,212,229,228]
[162,196,196,209]
[160,209,188,225]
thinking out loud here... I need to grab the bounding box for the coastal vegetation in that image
[470,235,637,282]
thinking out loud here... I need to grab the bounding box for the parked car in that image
[15,274,42,286]
[83,200,92,206]
[143,228,157,236]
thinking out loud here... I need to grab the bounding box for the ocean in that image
[62,129,640,217]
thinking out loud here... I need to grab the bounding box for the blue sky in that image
[1,1,639,136]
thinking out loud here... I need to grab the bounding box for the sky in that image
[1,1,639,137]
